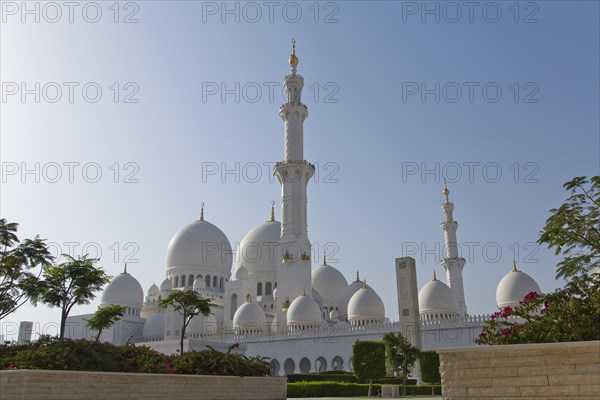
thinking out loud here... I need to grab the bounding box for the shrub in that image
[287,373,416,385]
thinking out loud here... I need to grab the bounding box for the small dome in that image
[236,220,281,278]
[143,312,165,340]
[338,274,366,318]
[187,312,217,334]
[193,277,206,291]
[418,274,459,315]
[101,270,144,308]
[235,265,249,281]
[329,309,339,320]
[160,278,173,292]
[312,258,348,306]
[233,296,267,331]
[287,290,322,326]
[496,265,541,308]
[166,218,232,274]
[348,283,385,321]
[147,283,159,296]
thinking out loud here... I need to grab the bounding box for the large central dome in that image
[166,219,232,274]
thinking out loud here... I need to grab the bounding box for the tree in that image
[159,290,213,355]
[0,219,54,320]
[31,254,110,338]
[351,340,386,397]
[84,305,125,342]
[382,332,420,397]
[538,176,600,279]
[419,350,441,395]
[477,176,600,345]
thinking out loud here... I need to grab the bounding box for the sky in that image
[1,1,599,340]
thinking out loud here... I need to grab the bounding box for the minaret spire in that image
[439,181,468,317]
[275,41,314,315]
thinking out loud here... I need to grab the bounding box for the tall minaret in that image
[439,180,468,317]
[274,40,315,312]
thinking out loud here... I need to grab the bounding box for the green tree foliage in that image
[84,305,126,342]
[351,340,386,397]
[538,176,600,279]
[419,350,441,395]
[0,219,54,320]
[159,290,213,355]
[478,176,600,345]
[31,255,110,339]
[476,273,600,345]
[382,332,420,396]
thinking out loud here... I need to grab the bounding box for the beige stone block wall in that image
[0,370,287,400]
[438,341,600,400]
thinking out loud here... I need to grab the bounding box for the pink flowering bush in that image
[476,273,600,345]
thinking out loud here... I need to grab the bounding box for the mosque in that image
[65,42,542,376]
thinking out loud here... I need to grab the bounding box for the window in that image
[181,275,186,287]
[189,274,195,286]
[265,282,272,295]
[257,282,263,296]
[205,275,211,287]
[174,276,179,287]
[219,277,224,289]
[230,294,238,320]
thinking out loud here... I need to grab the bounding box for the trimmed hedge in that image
[287,373,416,385]
[287,381,442,397]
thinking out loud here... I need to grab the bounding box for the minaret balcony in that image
[280,102,308,110]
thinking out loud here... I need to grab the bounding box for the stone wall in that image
[438,340,600,399]
[0,369,287,400]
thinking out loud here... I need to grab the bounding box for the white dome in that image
[147,283,159,296]
[329,309,339,320]
[418,275,459,315]
[236,220,281,277]
[101,270,144,308]
[166,219,232,274]
[235,265,249,281]
[496,267,541,308]
[287,292,322,326]
[143,312,165,340]
[311,289,324,308]
[233,297,267,331]
[187,312,217,334]
[348,284,385,321]
[338,275,366,318]
[160,278,172,292]
[193,277,206,291]
[312,259,348,306]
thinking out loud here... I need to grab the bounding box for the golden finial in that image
[432,270,437,281]
[246,293,252,302]
[200,202,205,221]
[289,39,299,65]
[356,270,360,282]
[270,201,275,221]
[443,179,449,199]
[512,259,518,272]
[362,279,367,289]
[323,254,327,265]
[301,287,306,296]
[124,263,128,274]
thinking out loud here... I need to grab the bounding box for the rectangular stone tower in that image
[395,257,421,348]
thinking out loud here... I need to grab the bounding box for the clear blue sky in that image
[1,1,598,339]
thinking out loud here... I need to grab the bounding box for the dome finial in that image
[323,253,327,265]
[301,287,306,296]
[289,39,299,65]
[432,270,437,281]
[512,259,518,272]
[356,270,360,282]
[270,200,275,222]
[443,178,449,200]
[200,202,205,221]
[246,293,253,302]
[362,279,367,289]
[123,263,128,274]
